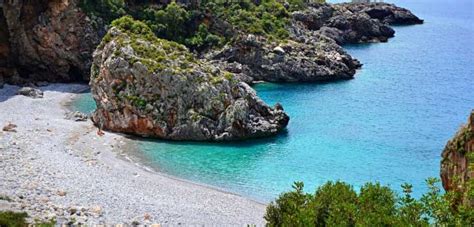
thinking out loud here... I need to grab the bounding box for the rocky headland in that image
[90,17,289,141]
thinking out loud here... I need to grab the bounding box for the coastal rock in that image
[2,123,17,132]
[345,3,424,25]
[17,87,44,98]
[441,111,474,207]
[65,111,89,122]
[90,17,289,141]
[0,0,100,85]
[290,3,422,44]
[209,34,361,82]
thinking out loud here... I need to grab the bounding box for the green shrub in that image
[0,211,28,227]
[265,182,315,226]
[79,0,126,24]
[357,182,398,225]
[213,0,290,40]
[312,181,357,226]
[185,24,223,50]
[265,179,474,226]
[141,2,190,43]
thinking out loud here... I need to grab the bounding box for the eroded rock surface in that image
[208,3,422,83]
[209,34,360,82]
[90,17,289,141]
[0,0,99,84]
[441,111,474,206]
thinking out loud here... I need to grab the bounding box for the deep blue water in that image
[73,0,474,202]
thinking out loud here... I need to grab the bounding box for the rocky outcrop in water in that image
[90,17,289,141]
[208,3,422,83]
[0,0,99,85]
[209,34,360,82]
[441,111,473,206]
[292,3,422,44]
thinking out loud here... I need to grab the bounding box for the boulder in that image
[2,123,17,132]
[17,87,43,98]
[441,110,474,207]
[65,111,89,122]
[90,17,289,141]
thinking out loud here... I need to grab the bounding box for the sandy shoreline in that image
[0,83,266,225]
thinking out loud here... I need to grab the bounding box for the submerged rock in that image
[441,110,473,207]
[90,17,289,141]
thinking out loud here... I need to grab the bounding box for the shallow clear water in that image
[73,0,474,202]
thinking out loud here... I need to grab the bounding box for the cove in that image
[73,0,474,202]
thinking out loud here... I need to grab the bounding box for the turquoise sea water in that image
[73,0,474,202]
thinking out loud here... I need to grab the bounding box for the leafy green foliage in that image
[265,182,315,226]
[185,24,223,50]
[104,16,196,75]
[79,0,126,24]
[265,179,474,226]
[141,2,190,43]
[0,211,57,227]
[212,0,290,40]
[139,2,224,50]
[312,181,357,226]
[0,211,28,227]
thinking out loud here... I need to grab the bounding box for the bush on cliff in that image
[79,0,126,23]
[139,2,224,50]
[212,0,290,40]
[265,178,474,226]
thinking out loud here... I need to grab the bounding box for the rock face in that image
[90,17,289,141]
[292,3,422,44]
[0,0,99,85]
[209,34,361,82]
[0,2,422,85]
[209,3,422,83]
[441,111,474,206]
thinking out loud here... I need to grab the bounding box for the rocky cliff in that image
[0,0,99,85]
[0,1,423,86]
[207,3,422,82]
[90,17,289,141]
[441,111,474,206]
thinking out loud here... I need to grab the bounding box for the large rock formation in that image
[208,3,422,83]
[209,34,361,82]
[292,3,422,44]
[90,17,289,141]
[0,0,99,85]
[441,111,474,206]
[0,1,422,86]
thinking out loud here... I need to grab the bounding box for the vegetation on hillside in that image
[79,0,126,24]
[265,178,474,226]
[98,16,197,75]
[79,0,328,50]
